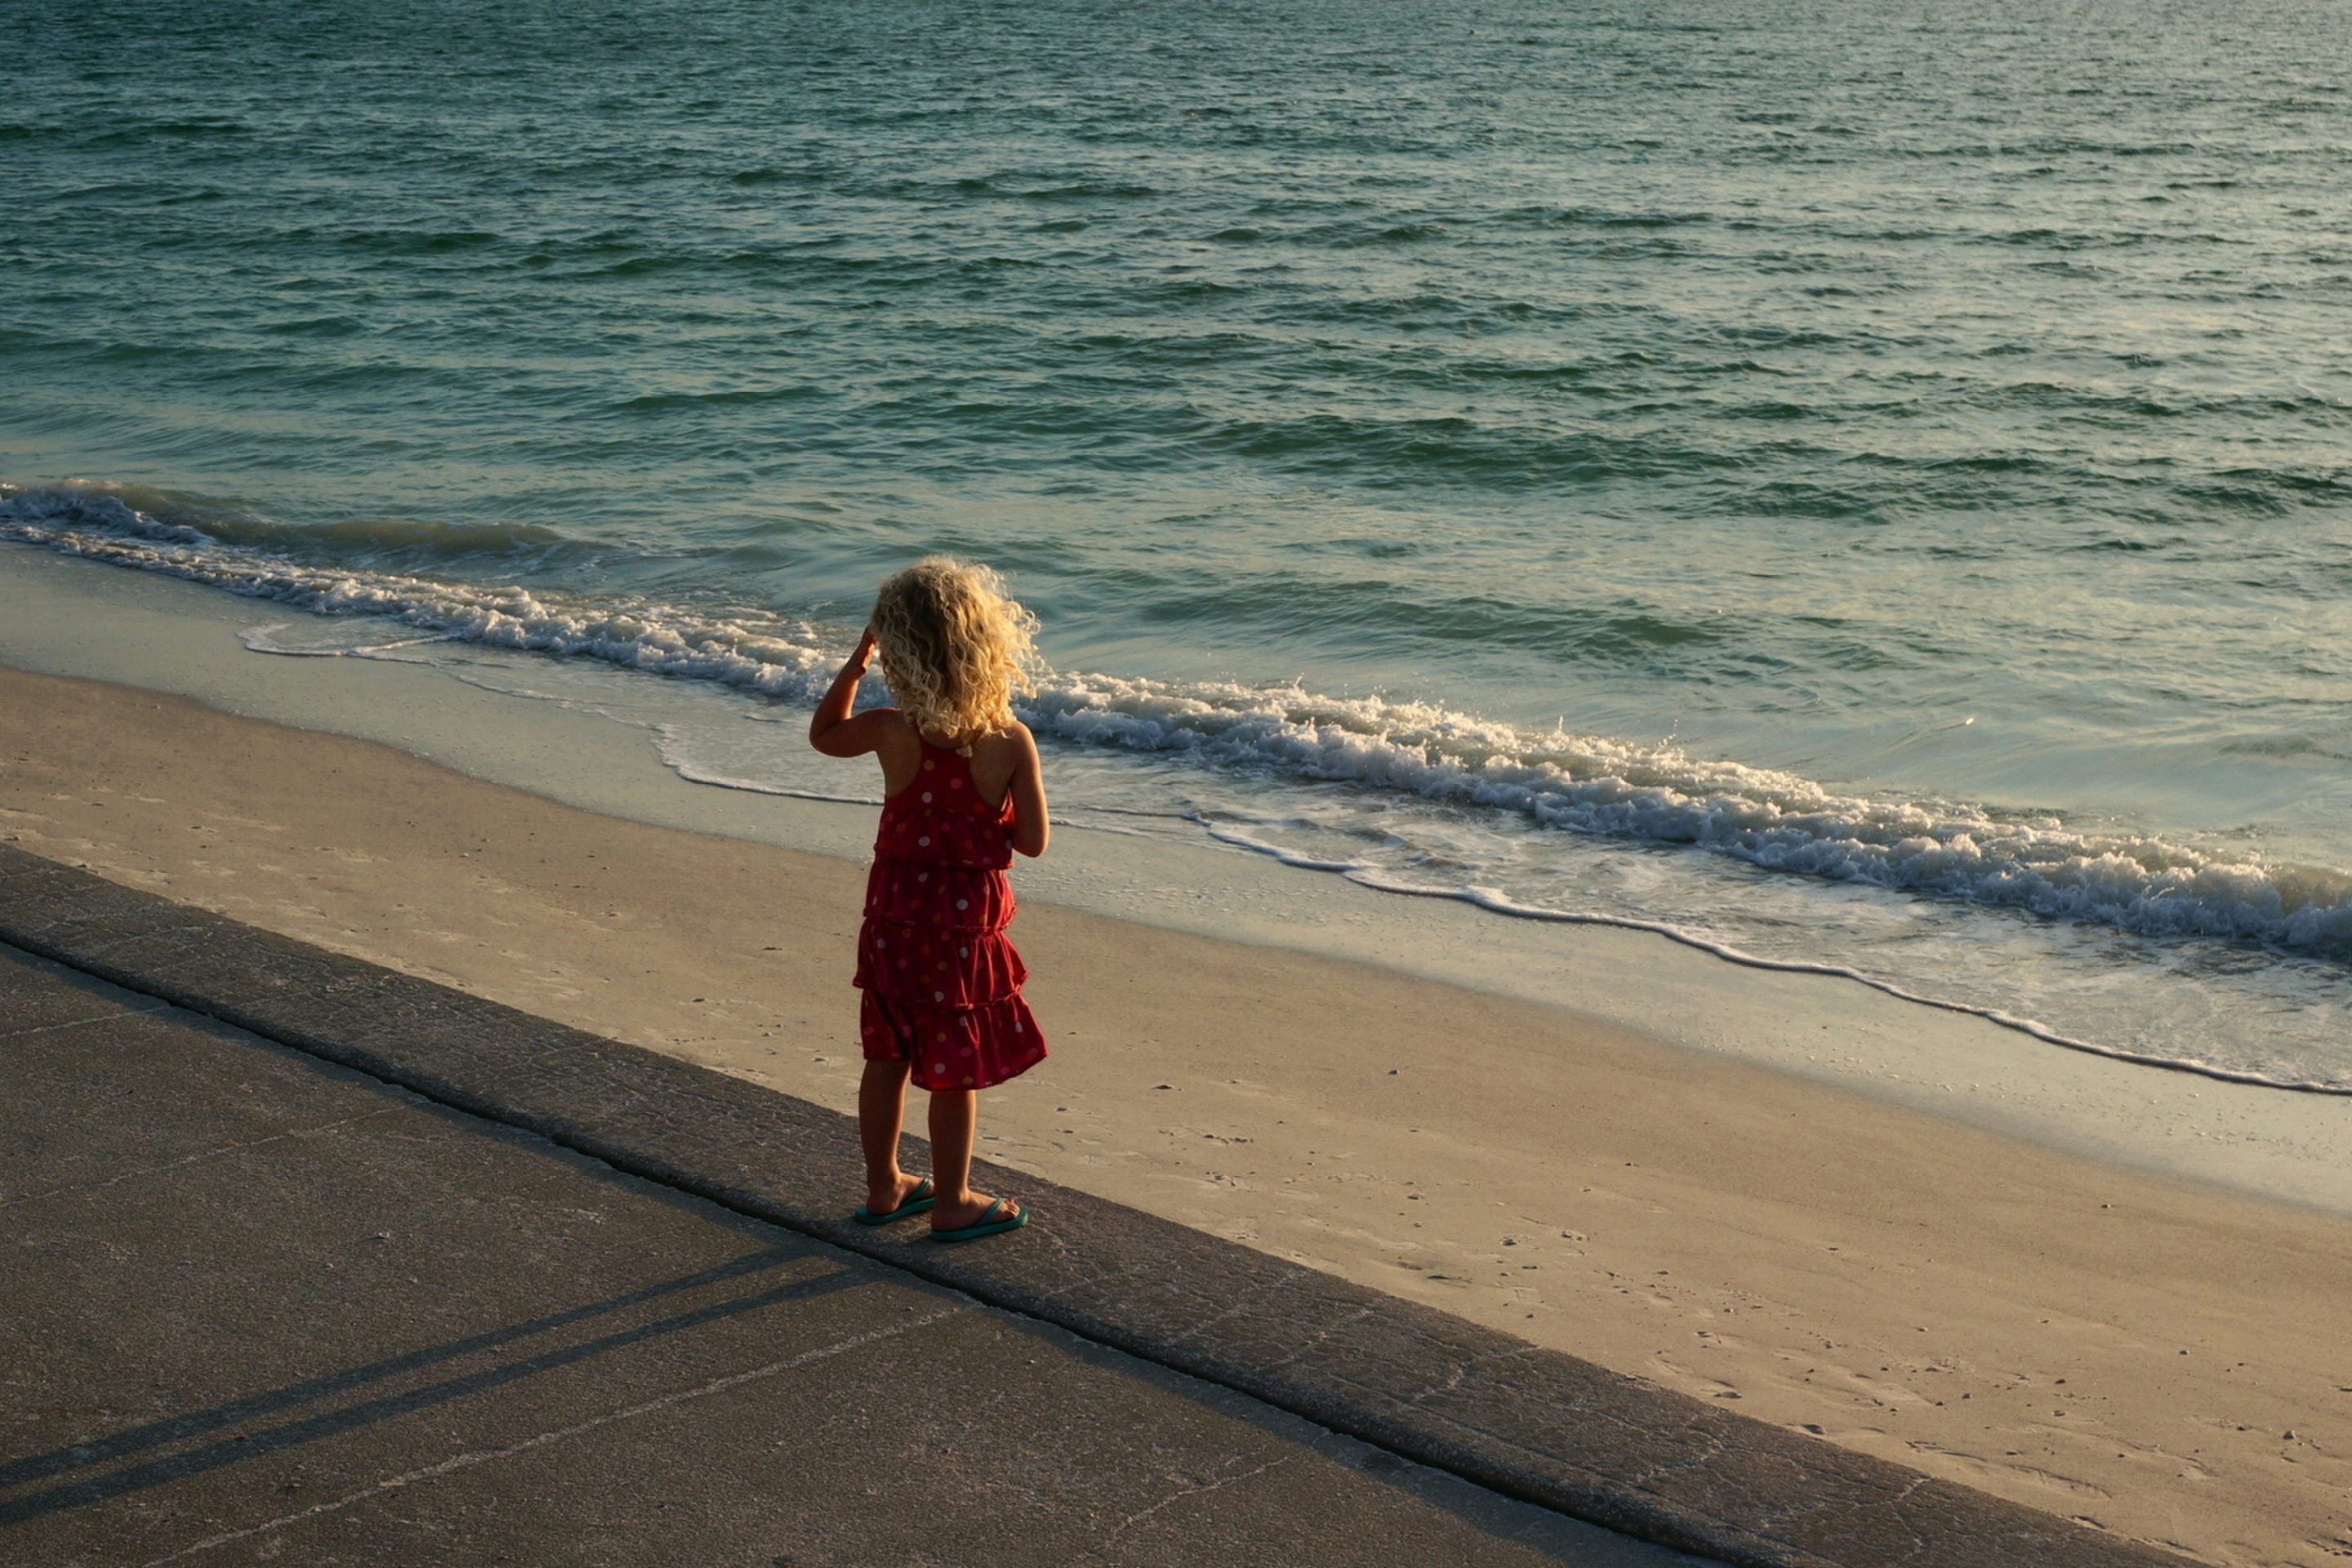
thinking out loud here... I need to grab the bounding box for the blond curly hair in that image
[871,557,1038,743]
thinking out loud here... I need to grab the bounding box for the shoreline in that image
[5,538,2349,1219]
[5,656,2350,1561]
[11,493,2352,1111]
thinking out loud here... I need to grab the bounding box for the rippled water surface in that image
[6,0,2351,1086]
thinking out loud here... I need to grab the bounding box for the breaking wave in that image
[11,479,2352,977]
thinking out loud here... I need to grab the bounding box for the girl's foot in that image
[930,1194,1027,1243]
[854,1173,934,1225]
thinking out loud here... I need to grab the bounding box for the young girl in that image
[808,557,1049,1243]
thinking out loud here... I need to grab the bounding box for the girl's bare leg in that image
[927,1088,1018,1231]
[858,1058,926,1214]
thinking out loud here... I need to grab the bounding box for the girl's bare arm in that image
[1008,724,1049,858]
[808,630,893,756]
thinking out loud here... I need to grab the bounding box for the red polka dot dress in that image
[853,737,1045,1091]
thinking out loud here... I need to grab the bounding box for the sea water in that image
[5,0,2350,1092]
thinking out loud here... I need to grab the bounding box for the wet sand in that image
[6,663,2349,1566]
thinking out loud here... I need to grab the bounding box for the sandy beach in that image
[4,661,2347,1565]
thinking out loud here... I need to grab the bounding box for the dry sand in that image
[5,664,2349,1565]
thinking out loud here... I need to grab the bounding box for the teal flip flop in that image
[851,1178,936,1226]
[931,1197,1028,1245]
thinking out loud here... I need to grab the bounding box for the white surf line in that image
[30,493,2350,964]
[136,1305,970,1567]
[656,747,885,807]
[1196,820,2352,1099]
[238,624,466,657]
[20,492,2346,1087]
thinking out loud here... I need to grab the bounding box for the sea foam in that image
[10,480,2352,974]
